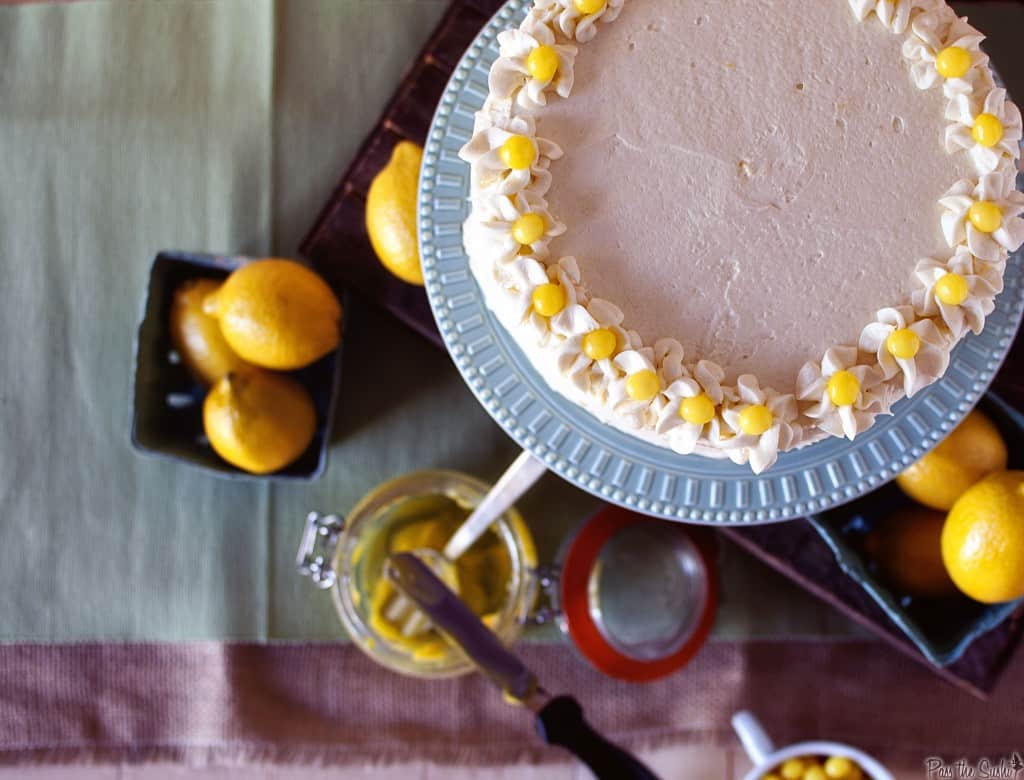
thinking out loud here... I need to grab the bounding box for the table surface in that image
[1,0,1019,645]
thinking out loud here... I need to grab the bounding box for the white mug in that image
[732,711,894,780]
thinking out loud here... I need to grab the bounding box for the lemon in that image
[203,259,341,370]
[203,370,316,474]
[863,506,957,598]
[387,518,452,555]
[942,471,1024,603]
[169,278,254,386]
[366,141,424,286]
[895,409,1007,510]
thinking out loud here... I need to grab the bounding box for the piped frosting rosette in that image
[939,162,1024,262]
[797,346,890,441]
[490,18,577,109]
[911,247,1004,338]
[604,339,686,428]
[552,296,638,395]
[859,306,951,397]
[459,115,562,197]
[850,0,937,35]
[945,87,1023,175]
[655,360,732,456]
[532,0,625,43]
[463,190,566,265]
[493,253,552,328]
[606,348,665,430]
[509,255,589,343]
[901,4,989,94]
[720,377,800,475]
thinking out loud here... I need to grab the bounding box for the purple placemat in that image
[2,641,1023,766]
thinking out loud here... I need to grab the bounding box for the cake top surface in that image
[539,0,973,387]
[458,0,1023,473]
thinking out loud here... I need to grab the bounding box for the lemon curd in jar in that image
[355,494,514,659]
[333,471,537,678]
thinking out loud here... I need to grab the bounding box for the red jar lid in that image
[559,506,718,683]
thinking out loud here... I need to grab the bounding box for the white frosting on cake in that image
[537,0,974,387]
[459,0,1023,473]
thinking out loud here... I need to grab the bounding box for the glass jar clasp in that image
[525,564,561,627]
[296,511,344,589]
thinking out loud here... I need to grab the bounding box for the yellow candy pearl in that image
[574,0,606,14]
[625,370,660,402]
[827,370,861,407]
[972,113,1004,148]
[512,213,546,245]
[526,45,559,82]
[780,759,805,780]
[738,404,773,436]
[824,757,856,779]
[499,135,536,170]
[679,394,716,426]
[531,283,566,316]
[582,328,617,361]
[935,46,972,79]
[803,769,828,780]
[968,200,1002,233]
[886,328,921,360]
[935,272,969,306]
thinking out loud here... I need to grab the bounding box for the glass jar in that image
[299,469,719,683]
[297,470,538,678]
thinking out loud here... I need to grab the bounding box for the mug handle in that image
[732,711,776,767]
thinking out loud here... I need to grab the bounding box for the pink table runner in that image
[2,641,1022,768]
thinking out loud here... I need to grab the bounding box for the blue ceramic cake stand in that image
[418,0,1024,524]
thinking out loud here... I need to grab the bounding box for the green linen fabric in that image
[0,0,857,642]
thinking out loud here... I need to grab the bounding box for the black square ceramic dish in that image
[809,392,1024,666]
[131,251,343,481]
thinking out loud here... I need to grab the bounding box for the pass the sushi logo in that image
[924,754,1024,779]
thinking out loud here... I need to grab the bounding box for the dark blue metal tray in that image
[131,251,343,481]
[809,393,1024,666]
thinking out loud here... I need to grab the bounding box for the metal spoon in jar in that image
[384,450,547,636]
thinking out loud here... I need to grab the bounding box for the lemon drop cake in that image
[459,0,1023,473]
